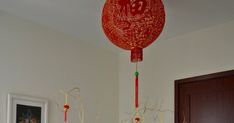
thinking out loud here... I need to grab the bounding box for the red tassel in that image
[65,111,67,122]
[64,104,70,122]
[135,71,139,108]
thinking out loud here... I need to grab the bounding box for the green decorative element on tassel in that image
[135,71,139,76]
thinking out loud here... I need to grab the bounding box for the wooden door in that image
[175,70,234,123]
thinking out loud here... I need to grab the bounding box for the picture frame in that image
[7,93,48,123]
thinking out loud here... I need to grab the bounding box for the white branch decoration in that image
[57,88,173,123]
[121,99,174,123]
[56,87,99,123]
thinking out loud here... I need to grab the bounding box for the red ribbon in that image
[135,72,139,108]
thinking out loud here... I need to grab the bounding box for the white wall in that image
[119,21,234,123]
[0,11,119,123]
[2,9,234,123]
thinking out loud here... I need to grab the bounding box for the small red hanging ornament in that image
[64,104,70,122]
[63,93,70,122]
[102,0,165,62]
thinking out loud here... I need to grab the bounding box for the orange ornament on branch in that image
[102,0,165,62]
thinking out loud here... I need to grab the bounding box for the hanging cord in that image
[135,62,138,72]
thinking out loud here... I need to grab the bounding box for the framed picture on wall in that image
[7,93,48,123]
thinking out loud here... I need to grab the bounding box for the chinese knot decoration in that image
[102,0,165,62]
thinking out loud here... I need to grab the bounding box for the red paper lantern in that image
[102,0,165,62]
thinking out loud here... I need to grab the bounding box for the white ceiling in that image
[0,0,234,51]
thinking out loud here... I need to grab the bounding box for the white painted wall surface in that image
[0,11,119,123]
[119,21,234,123]
[1,9,234,123]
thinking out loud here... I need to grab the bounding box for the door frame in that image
[175,70,234,123]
